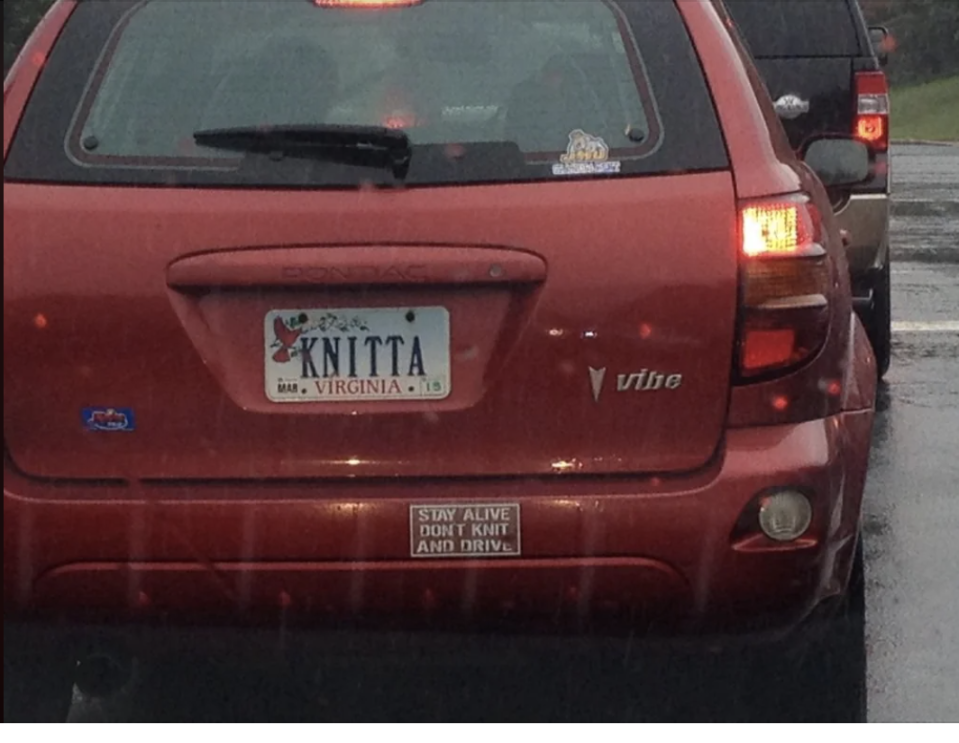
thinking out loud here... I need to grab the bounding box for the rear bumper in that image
[3,592,852,673]
[835,192,890,279]
[3,410,873,643]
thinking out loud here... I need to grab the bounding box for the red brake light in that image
[737,195,832,379]
[741,329,798,372]
[315,0,421,6]
[855,115,886,144]
[854,71,890,151]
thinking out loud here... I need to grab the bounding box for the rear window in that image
[723,0,862,59]
[5,0,727,188]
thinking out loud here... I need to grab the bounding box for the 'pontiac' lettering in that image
[281,265,429,283]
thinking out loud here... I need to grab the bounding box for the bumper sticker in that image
[410,503,521,558]
[82,407,136,432]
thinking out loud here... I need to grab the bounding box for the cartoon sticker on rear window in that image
[552,130,621,177]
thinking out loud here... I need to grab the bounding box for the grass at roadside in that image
[891,76,959,142]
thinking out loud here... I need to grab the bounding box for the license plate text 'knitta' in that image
[265,308,450,402]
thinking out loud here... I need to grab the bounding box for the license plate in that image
[410,503,522,558]
[265,307,450,403]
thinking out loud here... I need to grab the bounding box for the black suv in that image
[722,0,892,377]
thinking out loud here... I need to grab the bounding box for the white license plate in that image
[265,307,450,403]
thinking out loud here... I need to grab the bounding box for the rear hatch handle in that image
[167,246,548,289]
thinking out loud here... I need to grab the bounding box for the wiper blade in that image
[193,124,412,180]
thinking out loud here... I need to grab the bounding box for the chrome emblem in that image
[774,94,811,120]
[588,367,683,402]
[589,367,607,403]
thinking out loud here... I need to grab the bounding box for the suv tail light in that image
[737,195,833,380]
[854,71,890,152]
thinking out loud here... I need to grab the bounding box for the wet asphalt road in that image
[64,144,959,723]
[865,143,959,723]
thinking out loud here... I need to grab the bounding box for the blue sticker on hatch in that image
[82,407,136,432]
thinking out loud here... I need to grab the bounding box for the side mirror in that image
[869,26,890,67]
[803,138,871,188]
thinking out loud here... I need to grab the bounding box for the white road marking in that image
[892,321,959,334]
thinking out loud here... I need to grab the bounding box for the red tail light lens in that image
[737,196,832,380]
[315,0,421,7]
[854,71,890,152]
[855,114,886,145]
[742,329,798,372]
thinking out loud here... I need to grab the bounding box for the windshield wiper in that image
[193,124,412,180]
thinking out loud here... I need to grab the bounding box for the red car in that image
[4,0,876,721]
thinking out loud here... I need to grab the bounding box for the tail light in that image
[737,195,833,380]
[854,71,890,152]
[315,0,421,6]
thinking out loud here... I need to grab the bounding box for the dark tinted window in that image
[723,0,862,58]
[5,0,727,188]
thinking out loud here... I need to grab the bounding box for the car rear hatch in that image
[4,0,738,482]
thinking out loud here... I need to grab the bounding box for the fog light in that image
[758,490,812,542]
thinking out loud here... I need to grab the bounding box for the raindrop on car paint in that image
[456,345,479,362]
[33,313,48,329]
[82,136,100,151]
[819,378,843,397]
[772,395,790,411]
